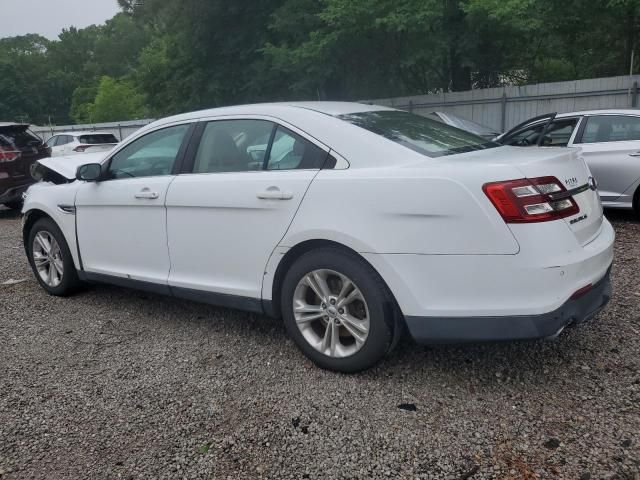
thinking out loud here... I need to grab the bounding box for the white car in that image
[22,102,614,372]
[497,110,640,215]
[45,131,119,157]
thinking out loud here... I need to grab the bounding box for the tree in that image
[85,76,148,122]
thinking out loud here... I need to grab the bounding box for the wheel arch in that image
[22,209,53,252]
[22,207,81,270]
[266,239,404,341]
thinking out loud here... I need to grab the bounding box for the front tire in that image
[27,218,81,296]
[281,247,397,373]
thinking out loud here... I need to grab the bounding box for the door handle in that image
[257,186,293,200]
[629,152,640,157]
[135,189,159,200]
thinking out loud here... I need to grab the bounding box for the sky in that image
[1,0,121,40]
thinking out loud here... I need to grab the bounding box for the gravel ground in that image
[0,207,638,480]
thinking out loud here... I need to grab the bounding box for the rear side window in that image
[266,126,328,170]
[79,134,119,144]
[578,115,640,143]
[193,120,274,173]
[0,127,42,149]
[339,110,498,157]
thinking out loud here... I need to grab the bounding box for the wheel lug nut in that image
[338,308,344,314]
[321,303,326,309]
[330,299,336,305]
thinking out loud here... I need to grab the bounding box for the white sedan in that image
[22,102,614,372]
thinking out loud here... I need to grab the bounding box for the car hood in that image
[36,152,106,180]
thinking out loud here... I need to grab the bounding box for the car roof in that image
[51,131,117,137]
[151,101,393,128]
[556,109,640,117]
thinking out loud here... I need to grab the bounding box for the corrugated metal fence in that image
[30,75,640,139]
[31,119,156,142]
[368,75,640,133]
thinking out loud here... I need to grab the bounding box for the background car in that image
[426,111,501,140]
[0,122,50,210]
[496,110,640,215]
[45,131,119,157]
[22,102,613,372]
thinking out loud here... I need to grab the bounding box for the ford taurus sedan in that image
[22,102,614,372]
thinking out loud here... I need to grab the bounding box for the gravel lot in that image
[0,207,638,480]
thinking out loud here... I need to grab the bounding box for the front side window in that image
[266,126,328,170]
[502,123,546,146]
[578,115,640,143]
[107,124,190,179]
[339,110,498,157]
[45,136,57,148]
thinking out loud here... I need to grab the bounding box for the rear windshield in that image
[339,110,499,157]
[79,134,118,144]
[0,127,42,149]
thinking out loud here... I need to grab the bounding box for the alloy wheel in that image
[293,269,370,358]
[32,231,64,288]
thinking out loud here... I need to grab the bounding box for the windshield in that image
[340,110,499,157]
[79,134,119,144]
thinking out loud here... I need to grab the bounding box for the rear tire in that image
[27,218,81,296]
[3,201,22,210]
[281,247,397,373]
[634,186,640,218]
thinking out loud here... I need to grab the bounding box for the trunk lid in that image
[451,146,603,246]
[505,147,603,245]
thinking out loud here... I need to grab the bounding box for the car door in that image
[572,114,640,204]
[75,123,193,286]
[50,136,67,157]
[166,118,330,304]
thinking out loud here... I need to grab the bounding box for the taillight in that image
[0,147,20,163]
[483,176,579,223]
[74,145,90,152]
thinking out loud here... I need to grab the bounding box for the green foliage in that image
[0,0,638,123]
[84,76,148,122]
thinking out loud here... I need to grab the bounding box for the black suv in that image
[0,123,50,210]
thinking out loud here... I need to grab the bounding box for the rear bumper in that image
[404,267,612,343]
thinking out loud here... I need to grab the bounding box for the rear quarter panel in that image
[280,163,522,255]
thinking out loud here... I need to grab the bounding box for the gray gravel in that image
[0,206,639,479]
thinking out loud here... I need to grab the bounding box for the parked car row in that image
[0,128,119,210]
[20,102,614,372]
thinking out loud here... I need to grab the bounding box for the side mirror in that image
[76,163,102,182]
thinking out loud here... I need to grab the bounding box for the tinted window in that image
[339,110,498,157]
[107,124,190,179]
[56,135,72,146]
[578,115,640,143]
[79,134,119,144]
[0,127,42,149]
[193,120,274,173]
[503,118,578,147]
[502,123,545,146]
[266,126,328,170]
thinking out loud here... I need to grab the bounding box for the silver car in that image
[497,109,640,216]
